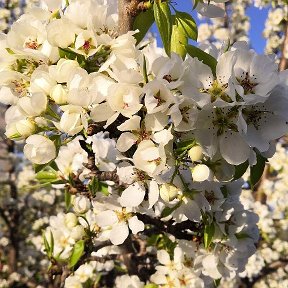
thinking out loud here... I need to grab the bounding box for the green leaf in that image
[175,11,197,40]
[34,163,49,174]
[42,231,53,258]
[50,231,54,257]
[142,55,148,84]
[59,47,81,60]
[147,234,176,257]
[204,223,215,249]
[161,201,181,218]
[42,232,50,253]
[147,234,161,246]
[88,177,99,196]
[171,16,188,59]
[49,161,59,171]
[5,48,15,54]
[175,139,196,154]
[133,8,155,44]
[49,134,62,154]
[69,240,85,268]
[99,182,109,196]
[185,44,217,76]
[154,0,172,56]
[250,153,267,189]
[65,189,72,211]
[214,279,221,287]
[233,160,249,180]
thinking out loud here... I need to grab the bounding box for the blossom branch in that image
[136,213,200,241]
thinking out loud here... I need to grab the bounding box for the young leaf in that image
[59,47,81,60]
[88,177,99,196]
[34,163,49,174]
[99,182,109,196]
[204,223,215,249]
[233,160,249,180]
[161,201,182,218]
[42,231,52,258]
[175,11,198,40]
[250,153,267,189]
[133,8,155,44]
[65,188,72,211]
[50,231,54,257]
[154,0,172,56]
[185,44,217,76]
[68,239,85,268]
[175,139,196,154]
[171,16,188,59]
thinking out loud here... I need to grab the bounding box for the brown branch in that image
[136,213,200,241]
[118,0,142,35]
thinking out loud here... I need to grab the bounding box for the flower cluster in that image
[263,4,287,56]
[1,0,288,287]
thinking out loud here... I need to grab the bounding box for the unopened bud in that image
[73,196,91,214]
[188,145,204,162]
[160,183,180,202]
[191,164,213,182]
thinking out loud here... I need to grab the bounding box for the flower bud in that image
[191,164,213,182]
[50,84,68,104]
[159,183,180,202]
[70,225,85,241]
[188,145,204,162]
[49,59,79,83]
[53,106,83,136]
[24,135,56,164]
[64,212,78,229]
[17,92,47,117]
[73,196,91,214]
[6,119,36,140]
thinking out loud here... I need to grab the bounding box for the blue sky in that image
[151,2,269,54]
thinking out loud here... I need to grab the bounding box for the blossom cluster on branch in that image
[0,0,288,287]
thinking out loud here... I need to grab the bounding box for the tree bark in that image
[118,0,140,35]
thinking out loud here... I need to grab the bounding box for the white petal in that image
[95,210,118,227]
[182,199,201,222]
[119,182,146,207]
[116,132,137,152]
[219,132,250,165]
[128,216,144,234]
[157,250,171,265]
[216,51,236,85]
[148,180,159,209]
[110,223,129,245]
[90,102,115,122]
[152,128,173,145]
[117,115,141,131]
[202,254,222,279]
